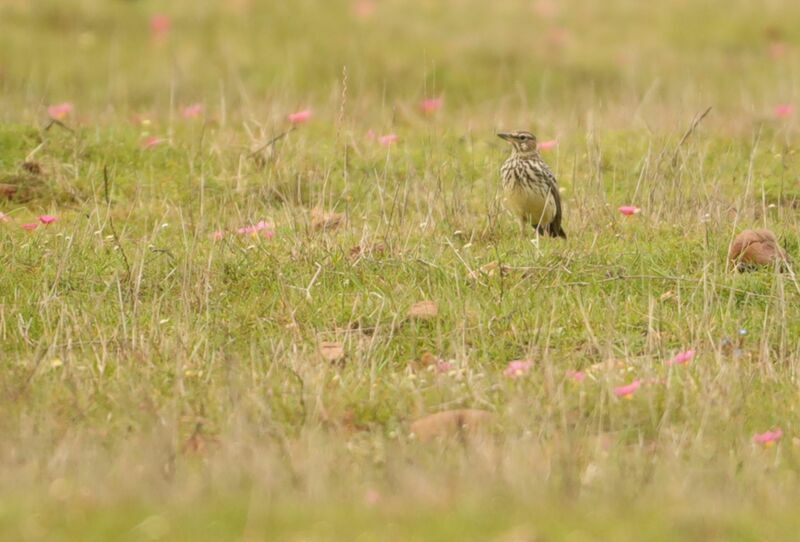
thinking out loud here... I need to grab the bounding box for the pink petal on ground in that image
[420,97,443,114]
[150,15,171,39]
[769,41,788,59]
[353,0,376,20]
[774,104,795,118]
[288,109,312,124]
[237,220,274,238]
[378,134,399,146]
[142,136,164,149]
[21,223,38,232]
[537,139,558,151]
[532,0,559,18]
[182,103,204,119]
[567,370,587,382]
[666,349,695,366]
[38,215,58,225]
[618,206,641,216]
[614,380,641,398]
[504,360,533,379]
[212,230,225,241]
[47,102,74,120]
[753,429,783,446]
[435,361,454,374]
[364,488,381,505]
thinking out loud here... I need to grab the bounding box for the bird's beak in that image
[497,132,513,141]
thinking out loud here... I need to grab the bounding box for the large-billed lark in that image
[498,131,566,238]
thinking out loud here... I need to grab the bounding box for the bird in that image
[728,229,788,272]
[497,131,566,238]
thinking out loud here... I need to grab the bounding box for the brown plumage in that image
[498,131,566,238]
[728,229,788,271]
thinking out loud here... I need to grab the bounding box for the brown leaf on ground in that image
[311,207,345,231]
[407,300,438,320]
[319,341,345,363]
[349,242,386,260]
[21,161,43,175]
[182,423,219,456]
[410,409,494,442]
[728,229,788,271]
[408,351,441,372]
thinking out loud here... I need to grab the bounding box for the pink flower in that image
[378,134,399,146]
[364,488,381,505]
[537,140,558,151]
[353,0,376,20]
[435,360,454,374]
[619,206,641,216]
[142,136,164,149]
[288,109,312,124]
[769,41,787,59]
[150,15,171,39]
[666,349,695,366]
[182,103,204,119]
[532,0,559,18]
[212,230,225,241]
[47,102,74,120]
[566,370,586,382]
[366,129,376,140]
[237,220,274,238]
[774,104,795,119]
[753,429,783,446]
[21,223,38,232]
[420,97,443,114]
[504,360,533,379]
[614,380,641,398]
[38,215,58,225]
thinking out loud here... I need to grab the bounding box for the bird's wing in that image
[538,161,563,228]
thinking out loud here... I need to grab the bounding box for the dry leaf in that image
[410,409,494,442]
[311,207,345,231]
[319,341,345,363]
[349,242,386,260]
[728,229,787,271]
[408,300,438,320]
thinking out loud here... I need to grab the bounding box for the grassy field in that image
[2,0,800,539]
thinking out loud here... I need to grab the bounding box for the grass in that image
[1,0,800,539]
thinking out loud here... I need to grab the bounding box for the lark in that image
[498,131,566,238]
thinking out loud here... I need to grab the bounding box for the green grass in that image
[1,0,800,539]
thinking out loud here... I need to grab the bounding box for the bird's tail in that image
[548,223,567,239]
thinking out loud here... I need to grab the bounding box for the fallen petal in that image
[505,360,533,379]
[150,15,171,39]
[182,103,204,119]
[47,102,74,120]
[537,139,558,151]
[420,97,443,114]
[666,349,695,366]
[753,429,783,446]
[774,104,795,118]
[613,380,641,398]
[566,370,587,382]
[378,134,399,146]
[288,109,312,124]
[618,206,641,216]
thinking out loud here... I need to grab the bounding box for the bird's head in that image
[497,131,538,154]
